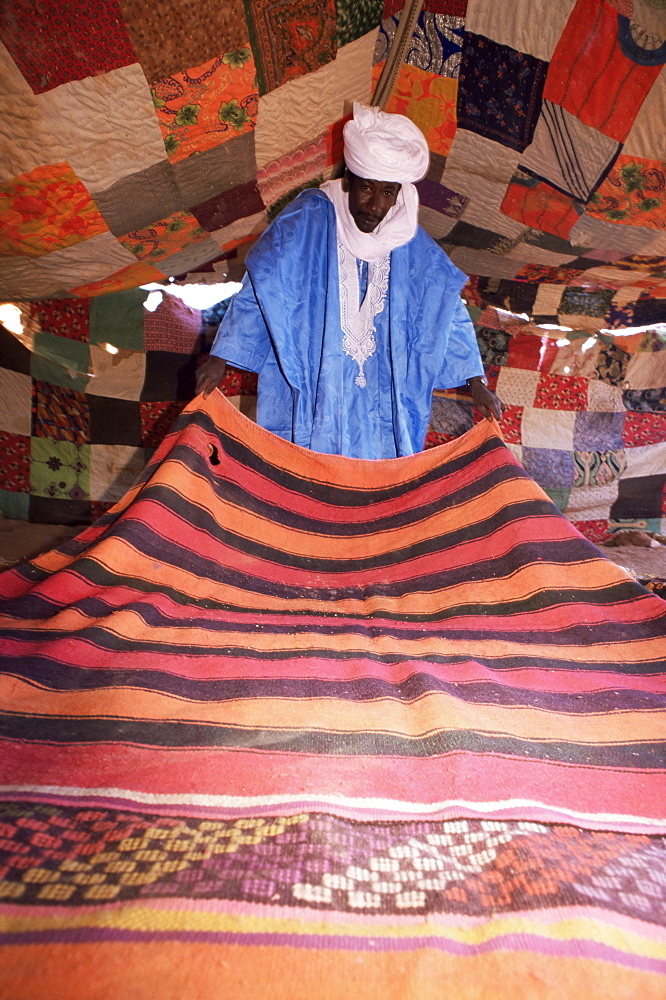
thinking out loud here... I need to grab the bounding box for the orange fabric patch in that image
[543,0,662,143]
[69,262,165,297]
[153,48,258,164]
[586,154,666,229]
[501,174,582,239]
[120,211,210,263]
[0,163,109,258]
[373,62,458,157]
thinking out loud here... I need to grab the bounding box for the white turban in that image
[343,102,430,183]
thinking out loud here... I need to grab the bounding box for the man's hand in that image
[468,377,506,422]
[196,356,227,398]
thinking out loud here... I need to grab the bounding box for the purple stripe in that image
[2,928,664,973]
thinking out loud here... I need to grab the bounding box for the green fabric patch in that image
[89,289,148,351]
[337,0,383,46]
[542,487,571,512]
[31,333,90,392]
[610,516,664,535]
[573,449,626,488]
[559,286,615,318]
[30,438,90,500]
[0,488,29,520]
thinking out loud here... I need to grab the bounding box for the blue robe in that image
[210,189,484,459]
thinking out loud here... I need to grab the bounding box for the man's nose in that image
[367,190,382,212]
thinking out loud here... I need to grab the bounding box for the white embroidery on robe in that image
[337,243,390,388]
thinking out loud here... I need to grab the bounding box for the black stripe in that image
[0,713,662,768]
[4,584,664,649]
[2,655,661,712]
[2,633,659,675]
[6,572,656,627]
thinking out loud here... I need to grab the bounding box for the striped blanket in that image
[0,393,665,999]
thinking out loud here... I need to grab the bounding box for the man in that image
[196,103,502,459]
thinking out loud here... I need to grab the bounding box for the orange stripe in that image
[2,604,663,666]
[1,941,663,1000]
[1,676,662,744]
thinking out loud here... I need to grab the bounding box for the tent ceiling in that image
[0,0,665,329]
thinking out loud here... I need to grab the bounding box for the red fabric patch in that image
[506,334,542,371]
[385,0,467,14]
[191,182,265,232]
[424,0,468,12]
[485,366,500,392]
[623,412,666,448]
[0,431,30,492]
[543,0,663,142]
[424,430,457,448]
[144,295,202,353]
[0,0,137,94]
[223,365,258,395]
[513,265,590,285]
[534,373,589,411]
[571,519,611,544]
[27,299,90,343]
[139,401,187,448]
[500,405,523,445]
[501,175,582,239]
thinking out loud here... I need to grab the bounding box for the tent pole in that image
[371,0,424,110]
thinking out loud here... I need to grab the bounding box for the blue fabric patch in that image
[458,33,548,152]
[623,388,666,413]
[376,13,465,77]
[522,447,576,489]
[573,411,625,451]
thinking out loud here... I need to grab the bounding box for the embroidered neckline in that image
[337,243,390,388]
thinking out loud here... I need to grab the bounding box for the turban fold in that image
[343,102,430,184]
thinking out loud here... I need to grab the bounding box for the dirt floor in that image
[1,516,665,583]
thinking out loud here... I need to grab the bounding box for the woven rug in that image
[0,392,665,999]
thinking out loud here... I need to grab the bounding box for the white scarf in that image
[320,178,419,263]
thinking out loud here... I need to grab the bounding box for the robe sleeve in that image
[208,271,272,373]
[433,296,485,390]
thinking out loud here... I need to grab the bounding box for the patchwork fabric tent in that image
[0,0,665,307]
[1,3,666,998]
[0,0,665,536]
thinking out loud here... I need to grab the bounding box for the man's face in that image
[344,172,401,233]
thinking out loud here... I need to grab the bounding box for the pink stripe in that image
[2,743,664,828]
[2,637,661,695]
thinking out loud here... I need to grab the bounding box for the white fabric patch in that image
[586,380,624,413]
[464,0,574,61]
[626,351,666,391]
[564,481,619,518]
[521,407,577,450]
[0,44,65,184]
[86,346,146,401]
[37,64,168,193]
[0,369,32,436]
[90,444,148,502]
[254,31,377,170]
[496,368,541,408]
[624,442,666,480]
